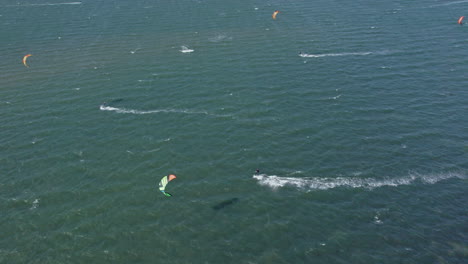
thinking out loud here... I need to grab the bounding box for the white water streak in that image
[253,172,466,191]
[430,0,468,7]
[6,2,82,7]
[299,51,372,58]
[100,105,208,115]
[298,50,395,58]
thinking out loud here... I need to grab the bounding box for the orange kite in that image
[272,10,280,20]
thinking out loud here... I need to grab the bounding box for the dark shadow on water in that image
[212,198,239,210]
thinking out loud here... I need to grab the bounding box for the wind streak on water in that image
[253,172,466,190]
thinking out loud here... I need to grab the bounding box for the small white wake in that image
[180,46,194,53]
[253,172,466,191]
[100,105,208,115]
[30,199,39,210]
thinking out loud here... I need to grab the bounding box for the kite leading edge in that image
[23,54,32,67]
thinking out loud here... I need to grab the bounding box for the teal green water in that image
[1,0,467,263]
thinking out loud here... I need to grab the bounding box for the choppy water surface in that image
[1,0,467,263]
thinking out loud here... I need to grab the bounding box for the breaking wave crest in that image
[253,172,466,191]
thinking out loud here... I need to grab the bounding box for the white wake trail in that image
[253,172,466,191]
[6,2,82,7]
[99,105,208,115]
[298,50,394,58]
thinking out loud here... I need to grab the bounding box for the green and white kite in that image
[159,174,177,197]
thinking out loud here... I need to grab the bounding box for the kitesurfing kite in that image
[159,174,177,197]
[458,16,465,25]
[272,10,280,20]
[23,54,32,67]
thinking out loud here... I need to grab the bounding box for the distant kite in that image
[458,16,465,25]
[158,174,177,197]
[272,10,280,20]
[23,54,32,67]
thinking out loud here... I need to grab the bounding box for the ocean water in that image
[1,0,467,263]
